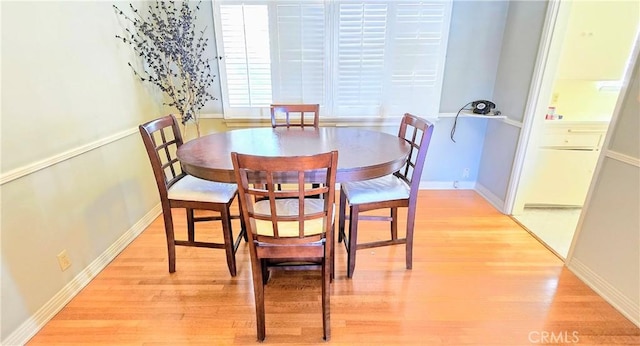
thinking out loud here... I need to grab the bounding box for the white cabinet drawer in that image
[540,122,607,149]
[542,132,603,148]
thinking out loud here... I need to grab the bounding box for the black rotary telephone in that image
[450,100,498,142]
[471,100,496,115]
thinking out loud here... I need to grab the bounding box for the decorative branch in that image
[114,0,216,136]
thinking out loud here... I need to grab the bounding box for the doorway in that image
[509,1,639,259]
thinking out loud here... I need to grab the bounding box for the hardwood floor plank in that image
[26,191,639,345]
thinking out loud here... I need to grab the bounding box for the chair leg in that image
[162,208,177,273]
[236,195,249,242]
[241,223,248,243]
[390,207,398,240]
[405,205,417,270]
[250,254,266,341]
[347,205,359,278]
[261,259,270,284]
[186,208,195,242]
[322,254,331,340]
[221,208,237,277]
[330,224,335,282]
[338,189,347,243]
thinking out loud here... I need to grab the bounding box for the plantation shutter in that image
[218,4,272,110]
[334,1,450,117]
[387,1,450,116]
[335,2,388,117]
[271,2,327,106]
[214,0,451,120]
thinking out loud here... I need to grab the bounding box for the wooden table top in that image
[177,127,410,183]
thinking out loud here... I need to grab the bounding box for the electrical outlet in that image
[453,180,459,189]
[57,250,71,271]
[462,168,470,178]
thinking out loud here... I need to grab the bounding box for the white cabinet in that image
[524,122,608,206]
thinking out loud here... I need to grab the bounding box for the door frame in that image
[504,0,572,215]
[565,37,640,261]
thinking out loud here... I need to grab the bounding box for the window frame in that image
[212,0,452,123]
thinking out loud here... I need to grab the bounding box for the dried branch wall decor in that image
[114,0,216,137]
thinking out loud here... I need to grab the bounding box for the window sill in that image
[439,110,506,119]
[204,112,506,127]
[221,116,439,128]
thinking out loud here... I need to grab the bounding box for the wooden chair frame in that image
[139,114,245,276]
[232,151,338,341]
[270,104,320,128]
[338,113,434,278]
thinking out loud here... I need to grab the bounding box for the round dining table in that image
[177,127,410,184]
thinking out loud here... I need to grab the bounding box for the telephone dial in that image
[471,100,496,115]
[450,100,498,142]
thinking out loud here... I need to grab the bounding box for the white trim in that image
[568,257,640,327]
[605,150,640,168]
[504,0,565,214]
[439,110,506,120]
[474,182,506,213]
[223,116,439,128]
[419,180,475,190]
[0,127,138,185]
[1,204,162,346]
[338,181,476,191]
[199,113,224,119]
[500,117,523,128]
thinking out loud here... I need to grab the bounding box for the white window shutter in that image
[387,1,451,116]
[219,4,272,109]
[272,2,326,105]
[335,2,388,117]
[213,0,451,120]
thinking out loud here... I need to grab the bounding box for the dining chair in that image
[270,103,320,128]
[139,114,245,276]
[270,103,322,195]
[338,113,434,278]
[231,150,338,341]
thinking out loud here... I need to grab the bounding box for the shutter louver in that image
[336,3,388,116]
[214,0,451,120]
[274,3,326,104]
[220,4,272,108]
[388,2,449,115]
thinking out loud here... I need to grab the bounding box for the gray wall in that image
[440,0,508,111]
[477,0,548,207]
[568,45,640,325]
[434,0,509,185]
[1,1,162,342]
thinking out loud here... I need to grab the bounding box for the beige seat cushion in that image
[168,175,237,203]
[342,175,410,205]
[253,199,334,237]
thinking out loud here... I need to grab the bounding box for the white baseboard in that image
[568,257,640,327]
[1,204,162,346]
[419,181,475,190]
[474,182,506,213]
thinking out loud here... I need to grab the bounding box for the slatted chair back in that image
[139,114,245,276]
[337,113,434,278]
[139,114,186,197]
[231,150,338,341]
[395,113,435,196]
[270,104,320,128]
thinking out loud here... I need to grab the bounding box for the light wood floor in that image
[28,190,639,345]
